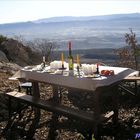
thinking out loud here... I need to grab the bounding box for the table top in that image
[11,65,139,91]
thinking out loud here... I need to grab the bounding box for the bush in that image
[0,35,7,45]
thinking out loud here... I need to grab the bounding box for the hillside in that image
[57,48,118,65]
[0,38,41,66]
[0,13,140,50]
[0,35,118,67]
[0,58,140,139]
[34,13,140,23]
[0,37,140,139]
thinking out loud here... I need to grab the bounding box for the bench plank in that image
[124,76,140,81]
[6,91,113,123]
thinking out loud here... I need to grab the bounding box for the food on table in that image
[101,70,114,76]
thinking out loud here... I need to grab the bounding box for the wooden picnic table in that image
[6,65,139,140]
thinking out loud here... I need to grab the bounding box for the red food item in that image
[104,70,110,75]
[101,70,105,75]
[101,70,114,76]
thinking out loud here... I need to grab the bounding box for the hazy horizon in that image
[0,12,140,25]
[0,0,140,24]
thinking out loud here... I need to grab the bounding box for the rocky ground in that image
[0,62,140,140]
[0,62,87,140]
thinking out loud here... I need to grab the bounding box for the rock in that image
[0,39,41,66]
[0,50,9,62]
[0,61,22,74]
[0,39,30,66]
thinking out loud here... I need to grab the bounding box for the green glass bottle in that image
[41,56,46,69]
[68,41,74,70]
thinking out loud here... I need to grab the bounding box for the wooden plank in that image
[104,111,114,120]
[19,82,32,87]
[124,76,140,81]
[119,85,135,96]
[5,91,113,123]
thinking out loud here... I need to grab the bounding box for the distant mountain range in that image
[34,13,140,23]
[0,13,140,50]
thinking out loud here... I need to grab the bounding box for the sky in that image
[0,0,140,24]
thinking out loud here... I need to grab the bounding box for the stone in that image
[0,50,9,62]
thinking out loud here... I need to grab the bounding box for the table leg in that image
[48,85,59,140]
[32,82,40,98]
[135,81,138,95]
[47,113,58,140]
[112,86,119,125]
[52,85,60,103]
[26,82,41,139]
[8,96,11,119]
[93,89,101,140]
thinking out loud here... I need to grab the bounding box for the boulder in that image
[0,61,22,74]
[0,50,9,62]
[0,39,41,66]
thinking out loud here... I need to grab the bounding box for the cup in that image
[92,64,97,73]
[88,65,93,75]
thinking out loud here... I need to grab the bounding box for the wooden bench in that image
[5,91,114,123]
[124,76,140,81]
[18,82,32,95]
[121,76,140,95]
[9,77,32,95]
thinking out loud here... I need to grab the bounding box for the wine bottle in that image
[96,63,99,74]
[42,56,46,67]
[68,41,73,70]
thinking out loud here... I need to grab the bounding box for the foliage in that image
[13,34,25,44]
[125,28,140,70]
[0,35,7,45]
[0,34,59,65]
[25,39,58,62]
[116,29,140,70]
[115,47,134,68]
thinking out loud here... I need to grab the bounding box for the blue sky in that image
[0,0,140,24]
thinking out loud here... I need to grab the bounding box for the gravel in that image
[0,70,140,140]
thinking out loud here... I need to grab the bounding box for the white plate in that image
[84,74,100,78]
